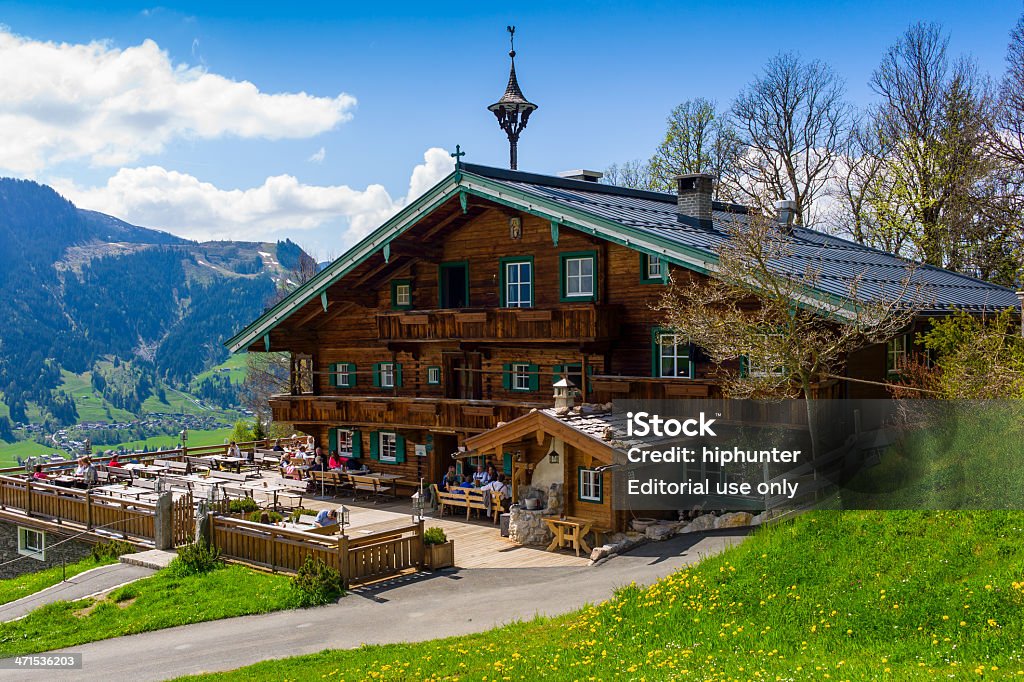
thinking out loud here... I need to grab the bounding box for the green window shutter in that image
[351,430,362,457]
[395,363,403,388]
[329,363,337,387]
[585,364,595,393]
[369,432,379,460]
[739,356,748,378]
[502,363,511,390]
[528,363,540,391]
[503,452,513,475]
[395,434,406,463]
[348,363,357,388]
[328,428,338,453]
[372,363,381,388]
[552,364,564,385]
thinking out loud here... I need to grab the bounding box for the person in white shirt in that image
[472,464,491,486]
[485,474,511,510]
[227,441,242,458]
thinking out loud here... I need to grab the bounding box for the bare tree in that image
[602,159,655,190]
[730,52,853,225]
[241,242,319,431]
[647,98,744,198]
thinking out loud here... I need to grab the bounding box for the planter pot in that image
[424,540,455,570]
[630,517,658,532]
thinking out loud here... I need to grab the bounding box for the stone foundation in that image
[508,482,565,546]
[0,522,92,579]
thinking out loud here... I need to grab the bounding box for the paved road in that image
[0,563,154,622]
[4,530,746,681]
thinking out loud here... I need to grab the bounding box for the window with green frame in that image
[499,256,534,308]
[369,431,406,464]
[886,334,909,374]
[372,362,403,388]
[390,279,412,309]
[328,428,362,457]
[651,329,694,378]
[328,362,357,388]
[426,366,441,385]
[559,250,597,302]
[552,363,594,392]
[639,253,665,284]
[578,467,603,503]
[502,362,539,391]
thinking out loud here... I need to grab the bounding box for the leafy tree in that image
[917,310,1024,399]
[229,419,255,444]
[647,98,743,197]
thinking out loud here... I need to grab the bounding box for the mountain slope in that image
[0,178,299,429]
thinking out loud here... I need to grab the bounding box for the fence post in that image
[86,489,93,530]
[339,534,350,589]
[154,491,173,550]
[26,480,32,517]
[417,519,425,568]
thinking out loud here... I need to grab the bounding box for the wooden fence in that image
[0,475,156,542]
[210,515,424,587]
[171,493,195,546]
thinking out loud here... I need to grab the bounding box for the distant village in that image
[13,410,249,464]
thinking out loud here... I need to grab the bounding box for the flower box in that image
[424,539,454,570]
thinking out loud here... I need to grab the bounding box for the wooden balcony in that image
[269,394,547,433]
[590,376,724,403]
[376,305,619,343]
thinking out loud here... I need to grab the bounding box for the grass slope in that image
[97,427,234,453]
[0,440,57,468]
[0,556,118,606]
[185,511,1024,681]
[192,353,248,386]
[58,370,135,423]
[0,564,297,657]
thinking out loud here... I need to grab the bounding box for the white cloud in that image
[308,147,326,164]
[0,28,356,173]
[54,147,455,245]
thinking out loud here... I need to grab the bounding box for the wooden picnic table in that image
[242,479,291,511]
[94,484,157,501]
[122,463,163,477]
[543,516,593,557]
[202,455,247,473]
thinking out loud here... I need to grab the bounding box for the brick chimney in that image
[775,199,797,232]
[558,169,603,182]
[674,173,714,226]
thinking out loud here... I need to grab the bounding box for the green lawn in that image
[0,439,58,468]
[192,353,248,386]
[0,556,118,606]
[0,564,298,657]
[58,370,135,423]
[94,427,234,453]
[184,510,1024,681]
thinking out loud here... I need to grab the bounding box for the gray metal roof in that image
[465,164,1020,314]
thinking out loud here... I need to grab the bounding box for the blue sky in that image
[0,1,1019,258]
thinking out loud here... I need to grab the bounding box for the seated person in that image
[74,457,89,477]
[485,474,512,510]
[31,464,49,481]
[227,441,242,458]
[458,474,474,488]
[314,508,339,527]
[472,464,491,486]
[439,465,458,491]
[107,455,122,468]
[271,439,285,452]
[344,457,362,471]
[486,464,498,483]
[327,451,343,470]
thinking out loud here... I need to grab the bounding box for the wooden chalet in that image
[226,162,1021,532]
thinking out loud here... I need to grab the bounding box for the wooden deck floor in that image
[252,477,589,569]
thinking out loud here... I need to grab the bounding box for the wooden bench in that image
[311,470,348,496]
[154,459,189,475]
[350,474,394,503]
[436,487,504,523]
[184,456,212,473]
[253,451,280,469]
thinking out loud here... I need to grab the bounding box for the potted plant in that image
[423,526,454,570]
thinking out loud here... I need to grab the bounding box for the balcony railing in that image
[269,394,546,433]
[376,305,619,343]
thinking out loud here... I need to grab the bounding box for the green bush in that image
[249,510,283,523]
[229,498,259,514]
[290,555,344,607]
[168,541,221,577]
[423,527,447,545]
[90,539,136,562]
[289,507,317,522]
